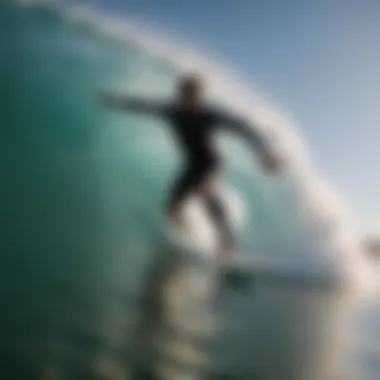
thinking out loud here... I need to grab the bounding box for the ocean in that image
[1,1,379,379]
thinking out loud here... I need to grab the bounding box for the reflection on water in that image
[0,242,351,380]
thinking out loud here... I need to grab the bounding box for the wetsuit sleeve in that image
[213,110,269,156]
[104,94,170,117]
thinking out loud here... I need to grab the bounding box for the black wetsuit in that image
[112,97,268,248]
[114,97,267,205]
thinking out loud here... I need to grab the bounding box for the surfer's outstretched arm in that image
[99,92,168,116]
[215,111,282,171]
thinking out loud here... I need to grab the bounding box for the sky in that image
[77,0,380,234]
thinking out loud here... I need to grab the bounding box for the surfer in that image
[99,73,282,260]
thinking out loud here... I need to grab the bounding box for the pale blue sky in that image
[84,0,380,233]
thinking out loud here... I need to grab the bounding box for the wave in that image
[2,0,374,289]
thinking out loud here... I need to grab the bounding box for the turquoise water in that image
[1,2,379,380]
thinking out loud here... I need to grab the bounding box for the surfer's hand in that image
[260,152,282,173]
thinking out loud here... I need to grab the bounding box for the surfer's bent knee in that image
[166,161,219,221]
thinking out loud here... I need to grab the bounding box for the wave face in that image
[1,1,372,286]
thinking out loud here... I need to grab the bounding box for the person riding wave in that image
[99,73,282,260]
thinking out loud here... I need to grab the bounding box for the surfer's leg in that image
[199,174,235,257]
[167,165,198,227]
[168,163,234,256]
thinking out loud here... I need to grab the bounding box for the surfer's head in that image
[177,73,205,108]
